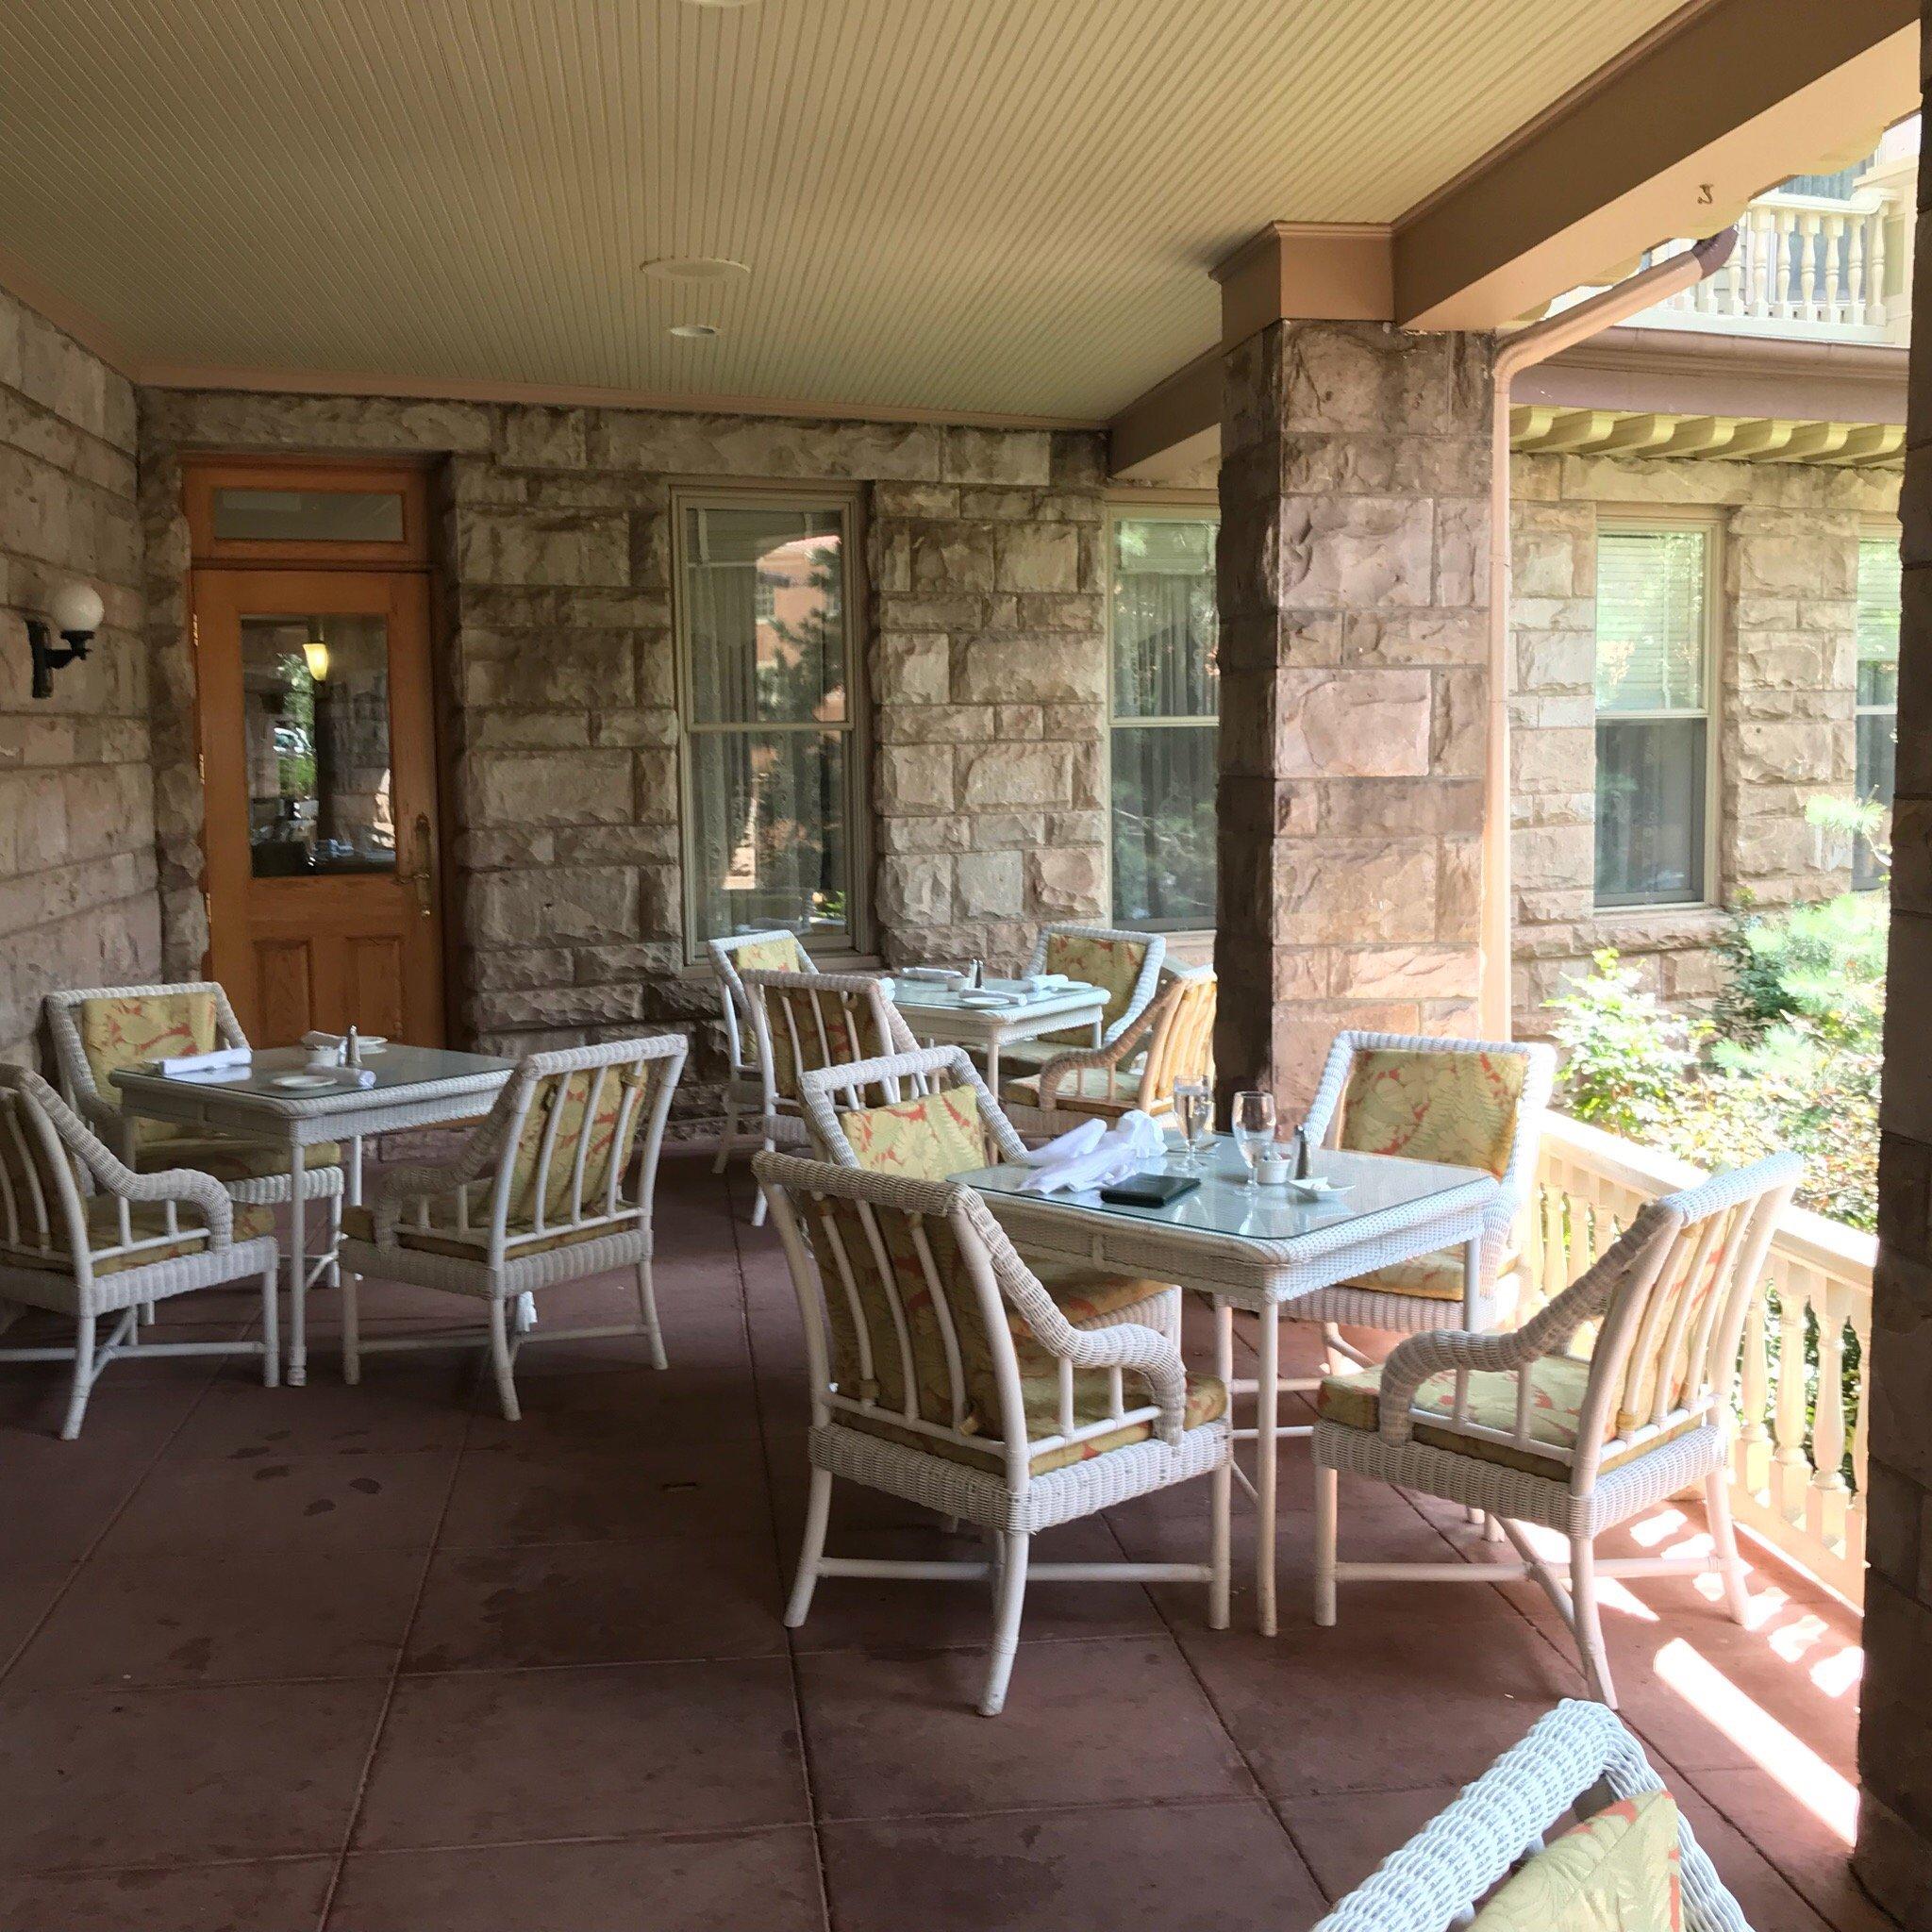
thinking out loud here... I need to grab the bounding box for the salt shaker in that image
[344,1024,362,1071]
[1291,1125,1313,1180]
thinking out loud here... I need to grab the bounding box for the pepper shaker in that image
[344,1024,362,1070]
[1292,1125,1313,1180]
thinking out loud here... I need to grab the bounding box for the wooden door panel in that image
[195,566,444,1048]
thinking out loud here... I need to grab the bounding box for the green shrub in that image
[1546,950,1700,1140]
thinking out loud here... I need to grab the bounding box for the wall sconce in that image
[25,581,105,700]
[303,633,330,682]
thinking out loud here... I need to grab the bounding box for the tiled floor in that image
[0,1157,1890,1930]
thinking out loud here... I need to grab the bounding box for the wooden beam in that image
[1107,348,1222,481]
[1824,423,1908,465]
[1649,415,1740,456]
[1212,224,1393,350]
[1717,418,1801,458]
[1591,412,1680,455]
[1393,0,1918,329]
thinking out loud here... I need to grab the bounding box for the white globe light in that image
[49,581,104,635]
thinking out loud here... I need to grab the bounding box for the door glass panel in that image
[240,615,395,876]
[213,488,406,543]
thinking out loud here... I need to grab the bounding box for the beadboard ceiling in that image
[0,0,1690,421]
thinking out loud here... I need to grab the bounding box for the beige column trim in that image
[1108,348,1223,480]
[1211,224,1394,350]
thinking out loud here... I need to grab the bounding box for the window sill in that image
[1588,905,1729,950]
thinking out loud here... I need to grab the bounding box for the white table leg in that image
[1462,1233,1481,1327]
[288,1138,308,1387]
[985,1038,1001,1093]
[1213,1298,1234,1629]
[1256,1302,1280,1636]
[348,1135,364,1209]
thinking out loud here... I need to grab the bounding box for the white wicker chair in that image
[335,1034,686,1420]
[1313,1153,1801,1709]
[0,1066,280,1438]
[1312,1699,1754,1931]
[703,929,818,1180]
[797,1041,1183,1344]
[1002,963,1215,1122]
[995,923,1168,1078]
[758,1148,1230,1715]
[735,965,919,1227]
[44,981,345,1267]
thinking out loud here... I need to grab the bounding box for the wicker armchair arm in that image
[1373,1326,1544,1442]
[1033,992,1164,1109]
[1039,1318,1190,1441]
[365,1094,521,1240]
[32,1084,237,1241]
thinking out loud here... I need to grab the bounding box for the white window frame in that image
[1104,494,1220,935]
[1591,509,1723,914]
[671,484,872,963]
[1854,519,1901,891]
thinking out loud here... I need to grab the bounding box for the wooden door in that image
[195,567,445,1045]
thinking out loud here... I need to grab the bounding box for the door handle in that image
[402,812,436,919]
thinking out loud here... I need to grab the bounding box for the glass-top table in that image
[959,1133,1499,1635]
[887,977,1108,1091]
[114,1044,513,1386]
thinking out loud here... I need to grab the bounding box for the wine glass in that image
[1231,1090,1276,1190]
[1172,1078,1208,1172]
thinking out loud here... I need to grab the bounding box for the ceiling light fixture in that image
[641,256,751,283]
[669,323,721,340]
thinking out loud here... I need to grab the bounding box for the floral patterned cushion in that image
[762,987,890,1102]
[1348,1243,1522,1303]
[504,1063,655,1224]
[1470,1790,1682,1931]
[1002,1058,1156,1119]
[842,1366,1226,1477]
[76,992,221,1149]
[729,934,805,975]
[1335,1047,1527,1178]
[1040,932,1150,1043]
[1,1199,273,1277]
[838,1085,991,1180]
[1317,1355,1700,1479]
[1026,1259,1173,1328]
[340,1201,637,1263]
[134,1137,341,1183]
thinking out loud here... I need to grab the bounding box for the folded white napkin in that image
[156,1046,252,1079]
[1018,1110,1167,1194]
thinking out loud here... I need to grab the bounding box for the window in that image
[1108,510,1219,928]
[1855,532,1901,890]
[1593,524,1713,908]
[675,495,864,954]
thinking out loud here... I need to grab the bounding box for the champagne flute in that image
[1231,1090,1276,1190]
[1172,1078,1208,1172]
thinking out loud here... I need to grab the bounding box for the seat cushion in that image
[1002,1060,1158,1120]
[838,1085,991,1180]
[1470,1790,1682,1931]
[1026,1258,1172,1328]
[341,1200,638,1262]
[1335,1046,1526,1178]
[0,1199,274,1277]
[1343,1245,1522,1304]
[134,1138,341,1184]
[1316,1355,1698,1479]
[841,1365,1226,1477]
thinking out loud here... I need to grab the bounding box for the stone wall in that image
[1216,320,1490,1109]
[1509,451,1900,1032]
[139,390,1110,1120]
[0,288,152,1065]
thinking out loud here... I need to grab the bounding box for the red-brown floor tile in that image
[0,1557,77,1675]
[327,1824,824,1931]
[1174,1613,1569,1798]
[787,1515,1166,1656]
[0,1857,336,1932]
[0,1679,388,1870]
[96,1448,458,1559]
[168,1357,473,1459]
[403,1533,786,1672]
[1668,1775,1864,1932]
[354,1657,808,1848]
[797,1634,1254,1822]
[439,1438,771,1548]
[0,1431,156,1565]
[8,1546,424,1690]
[821,1797,1324,1932]
[1275,1784,1473,1904]
[462,1360,764,1454]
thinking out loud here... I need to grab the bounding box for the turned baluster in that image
[1772,1258,1811,1524]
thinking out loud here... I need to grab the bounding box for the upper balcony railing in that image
[1551,152,1917,351]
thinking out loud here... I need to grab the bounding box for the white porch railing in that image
[1531,1112,1872,1607]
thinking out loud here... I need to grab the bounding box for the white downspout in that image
[1479,226,1740,1040]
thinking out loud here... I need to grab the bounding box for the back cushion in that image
[838,1085,991,1181]
[730,934,805,975]
[1469,1789,1681,1930]
[78,992,220,1148]
[1042,932,1148,1034]
[1336,1048,1526,1178]
[505,1062,655,1224]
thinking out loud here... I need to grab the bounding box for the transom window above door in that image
[675,495,866,956]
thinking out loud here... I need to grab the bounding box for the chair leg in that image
[979,1531,1030,1717]
[1208,1446,1232,1631]
[785,1467,833,1628]
[1571,1535,1618,1708]
[342,1268,361,1385]
[749,1132,775,1228]
[322,1183,343,1289]
[61,1313,96,1441]
[635,1259,667,1370]
[1313,1463,1339,1627]
[1704,1468,1751,1626]
[260,1263,280,1389]
[487,1297,521,1422]
[711,1098,741,1174]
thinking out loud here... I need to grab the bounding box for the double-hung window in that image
[1592,523,1714,909]
[675,493,865,954]
[1108,509,1219,929]
[1855,531,1901,890]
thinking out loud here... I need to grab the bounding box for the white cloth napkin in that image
[1018,1110,1167,1194]
[156,1045,252,1079]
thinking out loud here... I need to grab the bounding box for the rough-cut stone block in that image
[954,636,1102,703]
[994,523,1080,592]
[470,750,633,827]
[1277,495,1433,609]
[457,509,630,588]
[498,406,590,469]
[959,742,1072,808]
[911,522,997,591]
[473,868,638,945]
[878,855,952,925]
[876,744,954,812]
[874,633,949,705]
[943,427,1051,486]
[1028,845,1103,918]
[956,850,1024,920]
[1275,670,1431,778]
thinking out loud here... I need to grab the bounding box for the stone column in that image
[1856,25,1932,1916]
[1214,319,1491,1110]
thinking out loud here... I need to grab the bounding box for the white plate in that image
[272,1073,340,1091]
[958,991,1020,1008]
